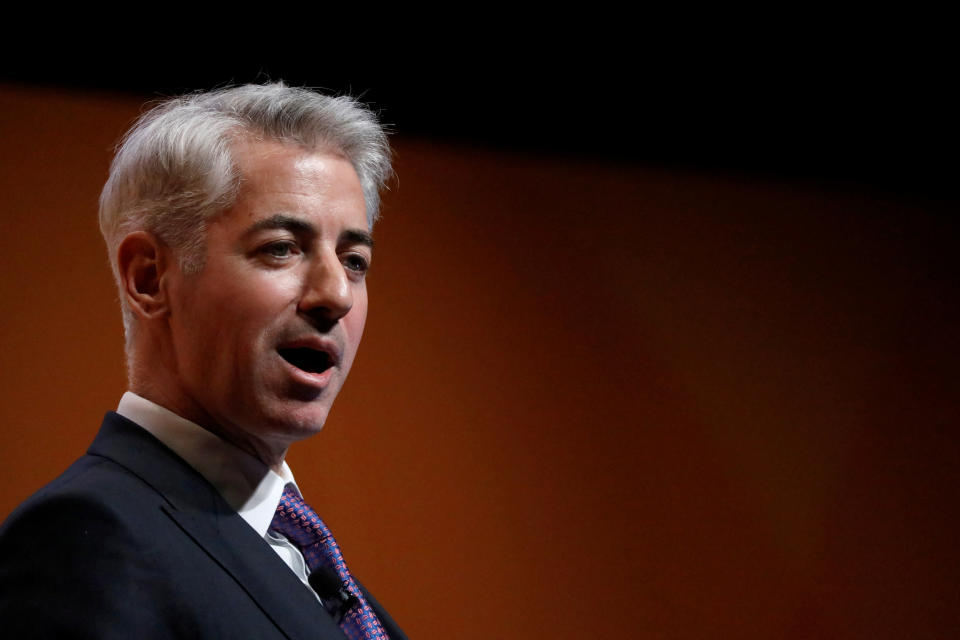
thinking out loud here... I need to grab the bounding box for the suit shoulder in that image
[6,450,168,519]
[0,457,187,637]
[0,453,170,576]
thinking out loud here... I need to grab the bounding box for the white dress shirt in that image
[116,391,318,597]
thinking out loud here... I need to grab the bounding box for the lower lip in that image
[280,355,335,388]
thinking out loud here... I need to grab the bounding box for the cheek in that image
[342,298,368,361]
[196,286,291,363]
[348,291,369,336]
[216,277,299,326]
[349,307,368,337]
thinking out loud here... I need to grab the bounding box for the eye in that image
[260,241,300,260]
[341,253,370,274]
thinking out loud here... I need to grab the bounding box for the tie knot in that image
[270,484,332,552]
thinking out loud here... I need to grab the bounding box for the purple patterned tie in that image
[270,484,389,640]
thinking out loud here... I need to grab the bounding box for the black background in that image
[2,27,955,202]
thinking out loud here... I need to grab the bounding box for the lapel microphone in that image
[308,567,359,624]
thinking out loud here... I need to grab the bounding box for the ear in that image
[117,231,174,320]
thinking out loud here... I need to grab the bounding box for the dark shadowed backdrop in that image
[1,62,957,639]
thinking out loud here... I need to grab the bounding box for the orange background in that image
[1,85,957,638]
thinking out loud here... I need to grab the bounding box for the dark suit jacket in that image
[0,412,407,639]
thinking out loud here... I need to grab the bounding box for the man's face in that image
[161,140,371,464]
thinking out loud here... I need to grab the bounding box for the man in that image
[0,84,406,639]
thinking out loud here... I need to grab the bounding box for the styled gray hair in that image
[98,83,392,345]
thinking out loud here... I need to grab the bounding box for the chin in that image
[260,402,332,440]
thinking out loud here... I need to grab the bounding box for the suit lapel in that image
[161,502,345,640]
[88,413,347,640]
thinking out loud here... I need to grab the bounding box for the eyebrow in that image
[341,229,375,250]
[245,214,315,236]
[245,214,374,248]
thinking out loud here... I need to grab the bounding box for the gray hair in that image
[98,82,392,345]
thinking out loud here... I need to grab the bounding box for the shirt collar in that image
[116,391,298,537]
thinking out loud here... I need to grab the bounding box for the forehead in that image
[226,139,367,230]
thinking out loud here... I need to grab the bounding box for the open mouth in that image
[278,347,333,374]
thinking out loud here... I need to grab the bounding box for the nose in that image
[298,250,353,324]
